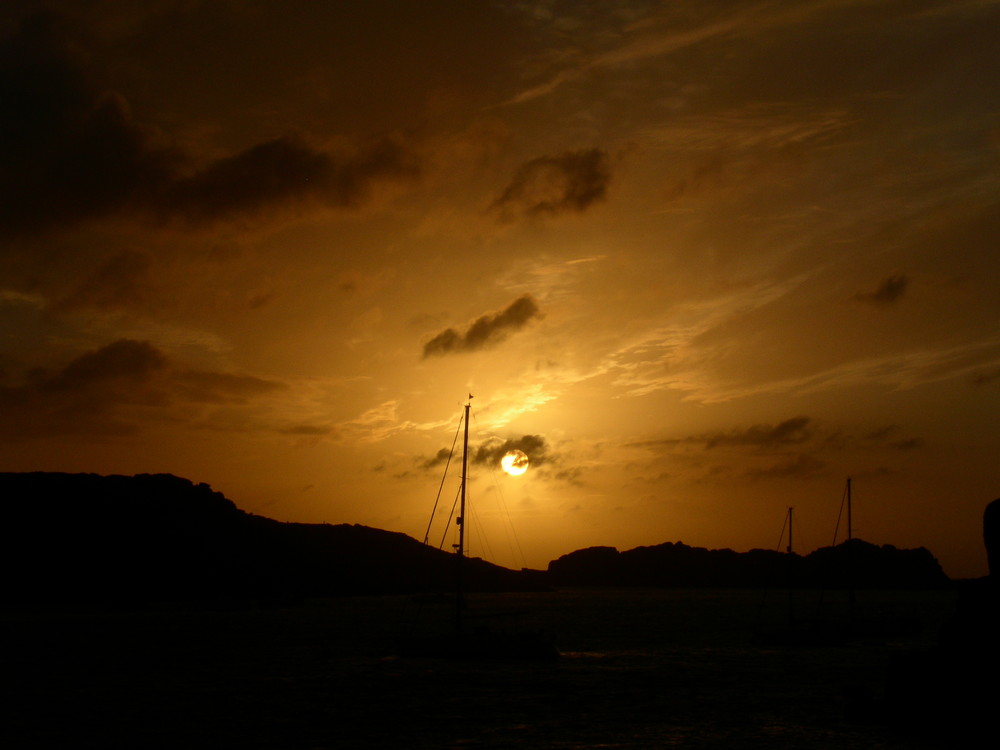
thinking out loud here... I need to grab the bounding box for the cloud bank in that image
[160,136,418,225]
[0,339,284,438]
[702,416,813,449]
[0,13,418,238]
[421,434,551,474]
[472,434,550,468]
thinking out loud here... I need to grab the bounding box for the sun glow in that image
[500,449,529,476]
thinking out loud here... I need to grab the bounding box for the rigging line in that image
[462,404,484,561]
[469,498,498,564]
[468,407,525,569]
[775,508,790,552]
[424,410,464,545]
[832,479,848,547]
[464,406,482,560]
[438,480,463,551]
[487,454,527,570]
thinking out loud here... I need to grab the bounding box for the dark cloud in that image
[0,13,174,238]
[554,466,585,485]
[491,148,611,220]
[420,434,551,473]
[173,370,286,405]
[422,447,454,470]
[53,251,155,312]
[160,135,418,225]
[971,367,1000,387]
[624,437,682,450]
[863,425,898,442]
[0,338,285,438]
[0,339,168,436]
[636,419,922,460]
[863,425,924,451]
[625,417,812,451]
[472,434,550,469]
[703,417,813,449]
[279,424,334,437]
[855,274,908,307]
[422,294,541,357]
[49,339,167,391]
[745,453,826,480]
[0,13,419,239]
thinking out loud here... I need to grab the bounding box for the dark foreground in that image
[0,588,961,749]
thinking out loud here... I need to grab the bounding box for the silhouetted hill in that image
[0,473,950,610]
[0,472,543,609]
[547,539,949,589]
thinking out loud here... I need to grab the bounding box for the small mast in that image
[454,395,472,634]
[846,476,853,541]
[457,395,472,560]
[786,507,794,554]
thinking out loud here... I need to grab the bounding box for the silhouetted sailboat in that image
[758,478,921,645]
[398,396,558,659]
[757,503,850,646]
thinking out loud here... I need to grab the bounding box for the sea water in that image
[0,588,957,748]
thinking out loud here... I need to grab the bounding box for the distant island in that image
[548,540,947,589]
[0,472,949,609]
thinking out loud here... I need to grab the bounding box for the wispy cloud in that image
[335,400,408,444]
[685,338,1000,404]
[503,0,877,107]
[335,399,457,445]
[643,105,854,153]
[503,7,749,107]
[602,276,813,399]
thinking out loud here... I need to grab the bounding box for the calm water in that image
[1,588,959,748]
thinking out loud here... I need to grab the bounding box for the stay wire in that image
[489,458,527,569]
[470,409,528,570]
[775,508,790,552]
[424,410,464,546]
[438,481,462,551]
[832,480,849,547]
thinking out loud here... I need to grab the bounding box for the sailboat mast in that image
[787,507,793,554]
[458,399,470,560]
[845,476,856,619]
[454,397,471,636]
[846,477,852,541]
[785,506,795,624]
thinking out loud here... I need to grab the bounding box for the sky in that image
[2,0,998,578]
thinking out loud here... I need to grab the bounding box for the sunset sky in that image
[2,0,998,578]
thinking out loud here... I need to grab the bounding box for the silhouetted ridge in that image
[0,472,542,609]
[0,472,950,610]
[548,538,948,589]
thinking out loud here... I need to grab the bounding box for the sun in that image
[500,449,529,476]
